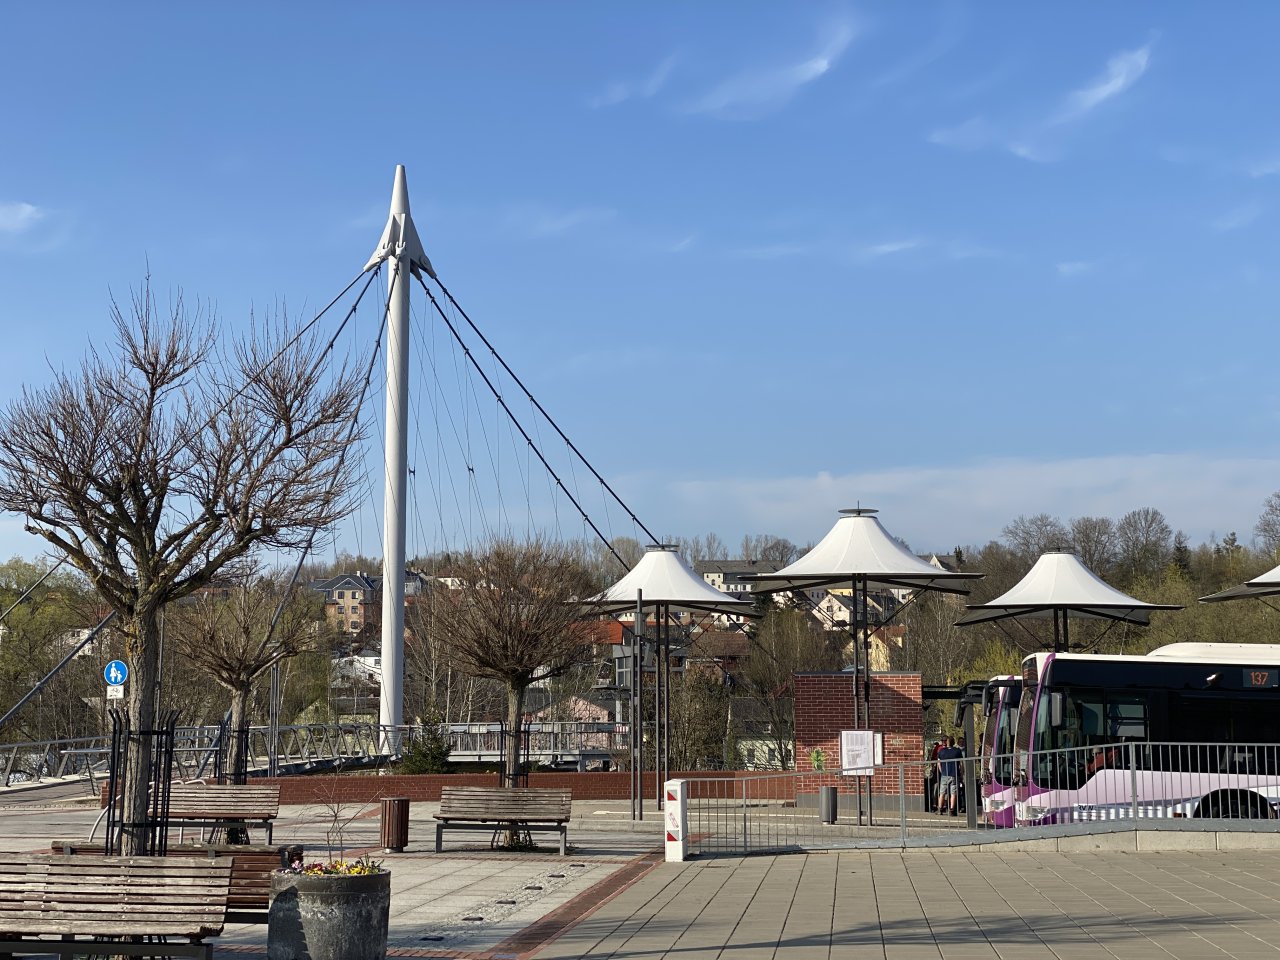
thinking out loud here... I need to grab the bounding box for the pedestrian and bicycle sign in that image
[104,660,128,685]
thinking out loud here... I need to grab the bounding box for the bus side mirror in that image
[1048,691,1064,727]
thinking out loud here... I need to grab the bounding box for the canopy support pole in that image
[632,589,642,821]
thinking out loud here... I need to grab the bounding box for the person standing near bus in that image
[936,737,963,816]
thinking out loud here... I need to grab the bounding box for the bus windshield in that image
[980,678,1021,789]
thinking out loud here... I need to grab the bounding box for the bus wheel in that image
[1194,790,1273,819]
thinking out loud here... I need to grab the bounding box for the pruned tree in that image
[424,539,603,787]
[741,607,841,769]
[0,280,363,853]
[167,566,327,781]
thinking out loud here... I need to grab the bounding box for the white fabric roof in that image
[591,545,756,616]
[1199,561,1280,603]
[957,550,1181,626]
[747,509,981,594]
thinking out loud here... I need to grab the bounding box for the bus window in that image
[1105,695,1148,740]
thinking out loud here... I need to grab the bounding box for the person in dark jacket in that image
[936,737,963,815]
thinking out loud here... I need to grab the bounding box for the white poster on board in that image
[839,730,882,775]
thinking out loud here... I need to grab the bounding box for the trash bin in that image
[819,785,838,824]
[380,796,410,852]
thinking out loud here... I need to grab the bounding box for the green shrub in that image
[399,726,452,774]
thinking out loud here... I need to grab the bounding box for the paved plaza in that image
[5,789,1280,958]
[540,850,1280,960]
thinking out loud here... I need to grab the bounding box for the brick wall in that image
[793,672,924,797]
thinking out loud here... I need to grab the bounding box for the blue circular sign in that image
[104,660,129,685]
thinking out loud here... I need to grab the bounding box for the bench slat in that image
[0,855,231,940]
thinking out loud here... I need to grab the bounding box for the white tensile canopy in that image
[956,550,1182,630]
[591,544,756,616]
[592,544,753,821]
[745,508,982,595]
[1199,562,1280,603]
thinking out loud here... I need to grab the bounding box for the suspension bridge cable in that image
[177,270,376,453]
[0,557,68,626]
[429,277,659,547]
[417,278,629,571]
[1,272,381,731]
[254,266,395,669]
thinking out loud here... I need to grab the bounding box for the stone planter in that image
[268,869,390,960]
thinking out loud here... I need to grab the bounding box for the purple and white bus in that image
[1013,643,1280,825]
[978,675,1020,827]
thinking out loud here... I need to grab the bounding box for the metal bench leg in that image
[559,827,566,856]
[435,823,444,853]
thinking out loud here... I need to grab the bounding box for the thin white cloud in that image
[1211,202,1263,234]
[684,19,857,119]
[1052,44,1152,126]
[641,453,1280,553]
[1056,260,1093,277]
[857,238,924,259]
[667,233,697,254]
[928,41,1153,162]
[0,201,44,234]
[589,55,677,109]
[1247,156,1280,179]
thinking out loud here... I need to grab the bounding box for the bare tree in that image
[425,539,603,787]
[1069,515,1118,576]
[740,608,841,769]
[894,590,978,684]
[0,280,362,852]
[1256,491,1280,557]
[1116,507,1173,584]
[168,567,327,781]
[1002,514,1069,559]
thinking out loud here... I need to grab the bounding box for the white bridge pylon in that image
[364,165,435,751]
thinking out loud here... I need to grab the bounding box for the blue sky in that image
[2,2,1279,561]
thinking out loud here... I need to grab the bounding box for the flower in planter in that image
[279,853,384,877]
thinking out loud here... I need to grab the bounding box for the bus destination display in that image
[1243,668,1279,688]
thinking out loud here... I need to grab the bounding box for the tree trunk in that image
[227,683,251,785]
[122,612,161,855]
[504,684,525,789]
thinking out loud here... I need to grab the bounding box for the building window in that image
[350,621,360,631]
[336,605,345,614]
[337,590,345,600]
[353,591,361,600]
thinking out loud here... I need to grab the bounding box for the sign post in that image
[104,660,128,701]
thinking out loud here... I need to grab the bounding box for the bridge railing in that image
[0,720,627,788]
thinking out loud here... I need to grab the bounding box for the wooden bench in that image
[166,783,280,844]
[434,786,572,855]
[53,841,297,925]
[0,854,231,959]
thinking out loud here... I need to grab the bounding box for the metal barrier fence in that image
[1008,740,1280,823]
[684,741,1280,856]
[685,757,972,856]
